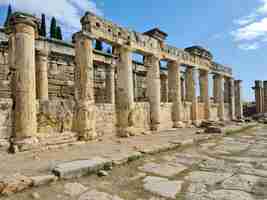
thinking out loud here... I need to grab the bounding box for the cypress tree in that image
[50,17,57,39]
[40,14,46,37]
[4,4,12,27]
[95,40,103,51]
[56,26,63,40]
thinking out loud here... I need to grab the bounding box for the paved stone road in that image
[4,125,267,200]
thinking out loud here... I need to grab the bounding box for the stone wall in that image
[160,103,173,130]
[96,103,116,136]
[182,102,192,122]
[210,103,219,121]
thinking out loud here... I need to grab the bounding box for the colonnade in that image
[8,14,243,145]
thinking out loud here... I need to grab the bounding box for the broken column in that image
[199,69,210,120]
[254,80,263,114]
[213,74,225,121]
[9,13,38,142]
[168,60,183,128]
[114,45,135,136]
[235,80,243,119]
[105,64,115,104]
[36,49,49,101]
[74,31,97,140]
[145,55,161,131]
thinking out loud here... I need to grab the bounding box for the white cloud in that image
[0,0,102,39]
[232,0,267,50]
[238,42,260,50]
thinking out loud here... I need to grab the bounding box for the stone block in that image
[31,175,57,187]
[52,157,111,179]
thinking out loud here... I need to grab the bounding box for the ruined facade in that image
[0,12,243,152]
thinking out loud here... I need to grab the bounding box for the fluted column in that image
[214,74,225,121]
[235,80,243,119]
[168,60,183,127]
[145,55,161,131]
[199,70,210,120]
[36,49,49,101]
[114,45,135,136]
[181,77,185,102]
[73,31,97,140]
[10,13,38,141]
[105,64,115,104]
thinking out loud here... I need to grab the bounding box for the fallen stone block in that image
[204,126,223,134]
[31,175,57,187]
[52,157,111,179]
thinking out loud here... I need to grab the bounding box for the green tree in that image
[56,26,63,40]
[50,17,57,39]
[39,14,46,37]
[4,4,12,27]
[95,40,103,51]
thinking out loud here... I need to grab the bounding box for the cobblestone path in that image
[4,125,267,200]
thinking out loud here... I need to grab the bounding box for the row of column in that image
[9,14,243,144]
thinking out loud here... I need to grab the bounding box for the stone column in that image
[191,68,199,123]
[10,14,38,141]
[229,78,236,120]
[235,80,243,119]
[181,77,185,102]
[73,31,97,140]
[36,49,49,101]
[199,70,210,120]
[254,80,263,114]
[185,67,194,101]
[145,55,161,131]
[161,73,168,103]
[168,60,183,128]
[105,64,115,104]
[224,79,230,103]
[114,45,135,136]
[214,74,225,121]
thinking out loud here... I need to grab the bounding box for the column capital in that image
[9,12,38,28]
[73,31,94,42]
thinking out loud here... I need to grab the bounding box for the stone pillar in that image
[181,77,185,102]
[161,73,168,102]
[235,80,243,119]
[199,70,210,120]
[73,31,97,140]
[229,78,236,120]
[224,79,230,103]
[254,80,263,114]
[214,74,225,121]
[114,45,135,136]
[168,60,183,128]
[10,14,38,141]
[105,64,115,104]
[185,67,194,101]
[191,68,199,123]
[145,55,161,131]
[264,81,267,113]
[36,49,49,101]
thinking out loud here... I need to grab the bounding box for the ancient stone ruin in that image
[0,12,243,152]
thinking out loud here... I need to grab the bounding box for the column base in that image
[78,131,98,141]
[150,123,160,131]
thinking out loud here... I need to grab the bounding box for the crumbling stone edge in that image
[0,123,257,196]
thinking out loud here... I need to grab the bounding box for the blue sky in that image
[0,0,267,101]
